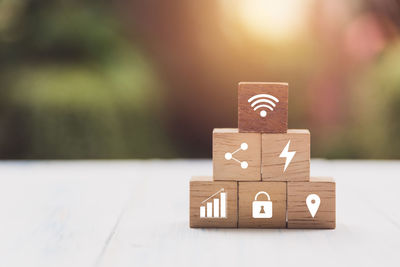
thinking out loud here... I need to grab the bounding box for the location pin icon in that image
[306,194,320,218]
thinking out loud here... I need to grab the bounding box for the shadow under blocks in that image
[189,82,336,229]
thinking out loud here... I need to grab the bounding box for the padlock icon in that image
[252,191,273,218]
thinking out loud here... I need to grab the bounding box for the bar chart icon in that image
[200,188,227,218]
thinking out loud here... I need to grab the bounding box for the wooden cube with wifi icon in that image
[238,82,288,133]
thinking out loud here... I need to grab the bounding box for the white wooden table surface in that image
[0,160,399,267]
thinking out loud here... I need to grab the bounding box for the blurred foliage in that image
[353,42,400,158]
[0,0,175,158]
[1,0,400,159]
[317,42,400,159]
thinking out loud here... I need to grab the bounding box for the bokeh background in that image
[1,0,400,159]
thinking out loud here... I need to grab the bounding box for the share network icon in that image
[225,143,248,169]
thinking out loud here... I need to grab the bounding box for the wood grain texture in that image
[190,176,237,228]
[287,177,336,229]
[4,160,400,267]
[238,182,286,228]
[262,129,310,181]
[213,128,261,181]
[238,82,288,133]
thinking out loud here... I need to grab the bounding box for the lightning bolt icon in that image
[279,140,296,172]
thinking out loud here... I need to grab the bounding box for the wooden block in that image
[262,129,310,181]
[287,177,336,229]
[213,129,261,181]
[190,176,238,228]
[238,181,286,228]
[238,82,288,133]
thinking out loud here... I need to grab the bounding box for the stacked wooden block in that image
[190,82,336,229]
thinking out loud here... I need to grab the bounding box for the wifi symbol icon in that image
[248,94,280,118]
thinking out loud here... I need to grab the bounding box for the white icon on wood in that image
[200,188,227,219]
[252,191,273,218]
[306,194,320,218]
[225,142,248,169]
[279,140,296,172]
[248,94,279,118]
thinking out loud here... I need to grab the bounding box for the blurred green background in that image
[1,0,399,159]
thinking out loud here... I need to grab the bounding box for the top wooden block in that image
[238,82,288,133]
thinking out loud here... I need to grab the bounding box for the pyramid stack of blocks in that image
[190,82,336,229]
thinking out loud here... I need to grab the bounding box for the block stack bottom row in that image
[189,82,336,229]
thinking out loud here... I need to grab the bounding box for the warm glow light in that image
[222,0,311,42]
